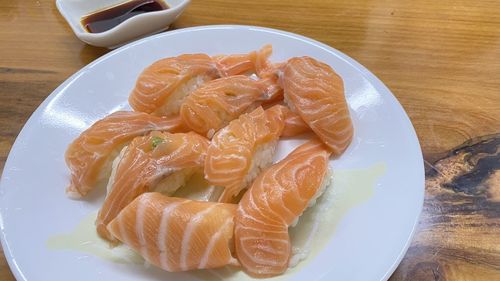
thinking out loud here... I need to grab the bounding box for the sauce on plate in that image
[46,163,386,280]
[81,0,169,33]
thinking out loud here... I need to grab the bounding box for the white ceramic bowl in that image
[56,0,190,48]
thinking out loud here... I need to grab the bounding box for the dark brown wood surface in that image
[1,0,499,280]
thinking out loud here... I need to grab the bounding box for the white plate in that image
[0,25,424,281]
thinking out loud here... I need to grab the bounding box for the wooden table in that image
[1,0,499,280]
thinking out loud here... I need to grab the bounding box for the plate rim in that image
[0,24,425,281]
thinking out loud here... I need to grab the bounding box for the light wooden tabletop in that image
[1,0,499,280]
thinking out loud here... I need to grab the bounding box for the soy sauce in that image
[81,0,169,33]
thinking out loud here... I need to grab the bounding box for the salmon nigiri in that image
[108,192,238,271]
[65,111,186,198]
[204,105,285,203]
[180,75,278,138]
[280,56,353,154]
[234,139,332,277]
[129,47,272,116]
[96,131,209,242]
[129,54,220,116]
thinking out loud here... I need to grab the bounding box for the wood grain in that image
[0,0,499,280]
[391,135,500,280]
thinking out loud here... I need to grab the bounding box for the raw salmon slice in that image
[204,106,286,203]
[280,56,353,155]
[96,131,209,242]
[234,139,332,277]
[213,52,255,77]
[272,104,311,137]
[107,192,239,271]
[180,75,277,138]
[65,111,185,198]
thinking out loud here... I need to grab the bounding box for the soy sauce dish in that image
[56,0,190,48]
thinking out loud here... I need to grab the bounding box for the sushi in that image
[204,105,286,203]
[96,131,209,242]
[107,192,239,271]
[129,46,274,116]
[65,111,186,198]
[62,47,357,278]
[234,139,332,277]
[280,56,353,155]
[180,75,278,138]
[129,54,220,116]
